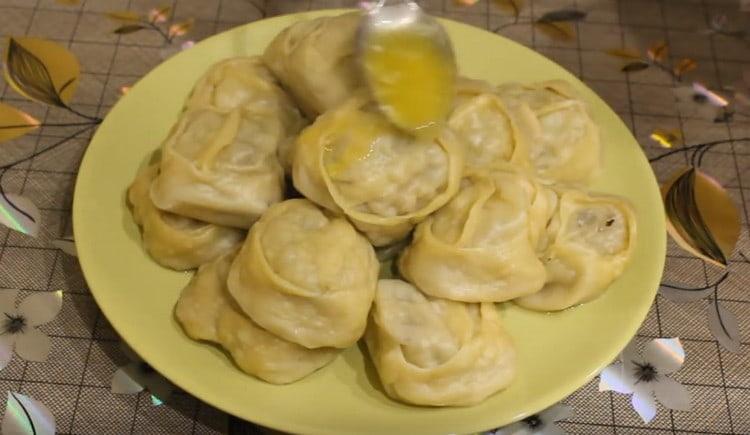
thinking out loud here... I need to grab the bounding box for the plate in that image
[73,10,666,435]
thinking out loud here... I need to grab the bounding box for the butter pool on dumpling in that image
[175,250,339,384]
[150,107,288,229]
[263,12,362,118]
[399,167,554,302]
[365,279,517,407]
[515,189,637,311]
[293,96,464,246]
[127,163,243,270]
[227,199,378,349]
[448,92,534,172]
[496,80,601,185]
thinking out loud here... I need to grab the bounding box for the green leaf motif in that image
[621,61,650,73]
[537,9,587,23]
[114,24,147,34]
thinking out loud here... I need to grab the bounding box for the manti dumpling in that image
[184,56,307,171]
[227,199,378,349]
[399,167,555,302]
[515,189,637,311]
[448,92,534,173]
[127,163,243,270]
[150,107,289,229]
[263,12,362,118]
[293,96,464,246]
[175,250,339,384]
[496,80,601,185]
[185,56,304,123]
[365,279,516,406]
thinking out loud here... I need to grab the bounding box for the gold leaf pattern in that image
[647,41,668,62]
[0,103,40,144]
[54,0,80,5]
[2,37,80,107]
[605,48,642,59]
[149,6,172,24]
[649,129,682,148]
[621,61,650,73]
[106,11,142,22]
[168,19,195,38]
[493,0,525,17]
[662,167,740,267]
[674,58,697,78]
[535,21,575,41]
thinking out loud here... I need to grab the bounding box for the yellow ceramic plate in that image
[73,10,665,435]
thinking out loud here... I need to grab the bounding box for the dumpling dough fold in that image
[497,80,601,185]
[127,163,243,270]
[227,199,378,349]
[399,167,554,302]
[175,251,339,384]
[365,279,517,406]
[150,57,305,228]
[515,189,637,311]
[263,12,363,118]
[293,96,464,246]
[150,107,288,228]
[448,92,535,173]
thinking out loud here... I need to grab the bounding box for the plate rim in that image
[73,9,666,434]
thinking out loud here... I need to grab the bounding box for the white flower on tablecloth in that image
[486,404,572,435]
[111,341,174,406]
[599,338,691,423]
[673,83,728,121]
[0,289,62,370]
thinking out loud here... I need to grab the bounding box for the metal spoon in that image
[358,0,458,135]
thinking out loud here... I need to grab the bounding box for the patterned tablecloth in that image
[0,0,749,434]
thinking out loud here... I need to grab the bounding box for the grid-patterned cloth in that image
[0,0,748,434]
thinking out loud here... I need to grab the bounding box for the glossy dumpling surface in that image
[515,189,637,311]
[365,279,517,406]
[227,199,378,348]
[399,167,553,302]
[497,80,601,185]
[293,96,464,246]
[127,163,244,270]
[174,251,339,384]
[263,12,362,118]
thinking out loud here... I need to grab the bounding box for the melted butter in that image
[362,29,456,137]
[323,110,391,177]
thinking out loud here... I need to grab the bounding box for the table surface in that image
[0,0,749,434]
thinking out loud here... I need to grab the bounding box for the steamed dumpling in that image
[448,93,534,172]
[175,250,339,384]
[365,279,517,406]
[185,56,304,122]
[515,189,637,311]
[497,80,600,185]
[150,56,305,228]
[150,107,288,228]
[399,168,554,302]
[293,96,464,246]
[127,163,243,270]
[263,12,362,118]
[227,199,378,349]
[184,56,307,172]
